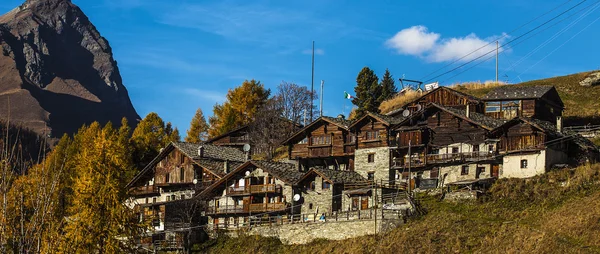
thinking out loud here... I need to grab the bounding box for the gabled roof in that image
[126,142,247,188]
[349,111,406,129]
[172,142,247,162]
[296,168,366,185]
[282,116,353,145]
[197,160,301,198]
[395,103,506,131]
[491,117,559,137]
[206,125,249,143]
[386,86,482,116]
[482,85,555,100]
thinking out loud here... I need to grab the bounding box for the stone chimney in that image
[197,146,204,157]
[466,105,471,118]
[557,116,563,133]
[224,159,230,173]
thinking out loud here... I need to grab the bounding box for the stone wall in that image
[300,176,334,215]
[502,151,546,178]
[439,163,492,186]
[233,217,403,244]
[355,147,391,182]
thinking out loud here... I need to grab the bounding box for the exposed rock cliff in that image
[0,0,139,136]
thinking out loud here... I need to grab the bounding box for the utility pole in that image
[496,41,499,83]
[320,80,324,117]
[310,41,315,121]
[407,139,411,197]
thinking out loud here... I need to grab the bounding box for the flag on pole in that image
[344,91,354,99]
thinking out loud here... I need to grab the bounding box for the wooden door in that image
[243,197,250,212]
[491,164,500,178]
[360,197,369,210]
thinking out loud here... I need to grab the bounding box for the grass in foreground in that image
[202,164,600,254]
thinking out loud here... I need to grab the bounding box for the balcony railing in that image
[226,184,279,195]
[130,185,159,196]
[206,203,286,214]
[393,151,495,168]
[308,145,332,157]
[248,203,286,213]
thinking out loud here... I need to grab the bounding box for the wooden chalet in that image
[206,125,250,151]
[482,85,564,122]
[283,116,355,171]
[198,160,303,229]
[126,142,247,247]
[387,86,483,117]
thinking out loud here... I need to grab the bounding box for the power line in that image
[419,0,576,81]
[423,0,589,84]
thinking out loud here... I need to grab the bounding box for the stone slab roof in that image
[482,85,554,100]
[252,160,304,183]
[195,158,244,177]
[308,168,367,184]
[440,105,507,129]
[172,142,247,162]
[322,116,353,128]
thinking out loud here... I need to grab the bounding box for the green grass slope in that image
[453,71,600,125]
[201,164,600,254]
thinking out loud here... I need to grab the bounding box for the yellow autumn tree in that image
[185,108,209,143]
[208,79,270,137]
[131,112,180,168]
[59,122,141,253]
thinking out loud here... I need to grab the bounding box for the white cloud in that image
[182,88,225,104]
[386,25,504,63]
[385,25,439,55]
[302,48,325,55]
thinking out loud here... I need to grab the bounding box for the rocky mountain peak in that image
[0,0,140,136]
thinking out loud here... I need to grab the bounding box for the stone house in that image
[197,160,303,229]
[126,142,247,247]
[295,168,368,216]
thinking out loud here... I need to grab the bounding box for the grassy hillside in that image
[201,163,600,253]
[454,71,600,125]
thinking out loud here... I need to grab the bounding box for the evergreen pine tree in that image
[379,68,397,103]
[185,108,209,143]
[352,67,381,117]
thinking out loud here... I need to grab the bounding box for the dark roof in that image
[440,105,507,129]
[521,117,558,136]
[321,116,353,128]
[251,161,304,183]
[194,158,244,177]
[205,125,248,143]
[350,111,405,129]
[385,86,481,116]
[172,142,247,162]
[482,85,554,100]
[282,116,353,145]
[297,168,367,184]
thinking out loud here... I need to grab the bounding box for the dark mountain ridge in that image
[0,0,139,137]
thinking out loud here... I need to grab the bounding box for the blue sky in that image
[2,0,600,133]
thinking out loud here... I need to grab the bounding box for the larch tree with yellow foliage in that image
[185,108,209,143]
[208,80,270,137]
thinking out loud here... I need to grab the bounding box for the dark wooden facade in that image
[491,119,550,152]
[207,125,250,150]
[350,115,393,149]
[390,87,483,117]
[483,86,563,123]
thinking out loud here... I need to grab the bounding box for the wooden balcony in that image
[130,185,159,196]
[308,145,332,157]
[226,184,279,196]
[206,203,286,214]
[392,151,495,168]
[248,203,286,213]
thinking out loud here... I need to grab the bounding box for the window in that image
[308,181,316,191]
[311,135,332,145]
[166,196,170,201]
[477,167,485,173]
[145,197,149,204]
[298,137,308,144]
[322,181,331,190]
[165,173,170,183]
[521,159,528,168]
[346,133,356,144]
[488,144,494,153]
[180,153,185,164]
[352,197,359,211]
[473,144,479,152]
[181,194,185,200]
[366,131,380,140]
[368,153,375,163]
[485,101,501,113]
[430,168,439,178]
[309,203,313,209]
[461,166,469,175]
[152,197,156,203]
[452,147,459,154]
[180,167,185,182]
[367,172,374,180]
[171,194,176,201]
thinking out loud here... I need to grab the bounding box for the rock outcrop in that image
[579,71,600,87]
[0,0,139,137]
